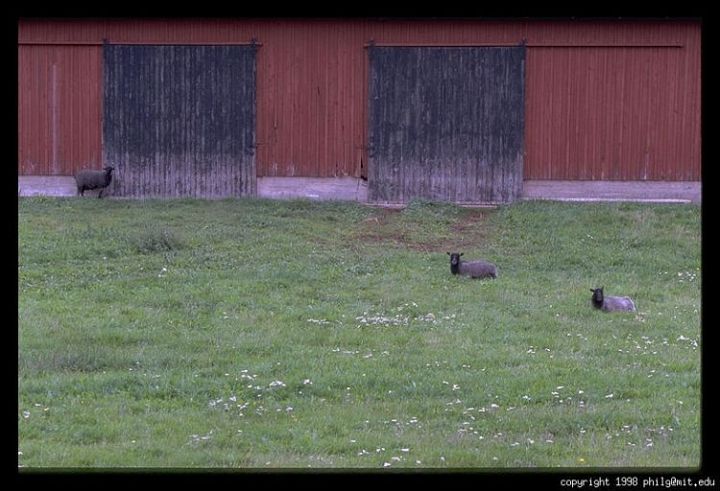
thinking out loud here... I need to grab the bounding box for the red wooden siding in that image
[18,18,701,181]
[18,44,102,175]
[524,27,701,180]
[255,20,368,177]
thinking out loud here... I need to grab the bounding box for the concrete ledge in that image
[257,177,368,201]
[17,175,372,200]
[19,176,77,197]
[19,176,700,204]
[522,180,701,204]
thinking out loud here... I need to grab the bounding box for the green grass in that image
[18,197,701,469]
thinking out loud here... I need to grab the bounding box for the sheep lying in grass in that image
[75,166,115,198]
[447,252,498,279]
[590,287,636,312]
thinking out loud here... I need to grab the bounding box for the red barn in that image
[18,18,701,202]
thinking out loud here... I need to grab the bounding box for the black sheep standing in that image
[75,166,115,198]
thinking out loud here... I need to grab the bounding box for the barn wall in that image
[18,18,371,179]
[18,18,701,182]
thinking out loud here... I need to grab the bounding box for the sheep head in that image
[447,252,464,266]
[447,252,463,274]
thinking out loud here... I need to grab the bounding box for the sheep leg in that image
[98,188,104,199]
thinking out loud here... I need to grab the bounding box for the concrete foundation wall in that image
[18,176,700,204]
[521,180,700,203]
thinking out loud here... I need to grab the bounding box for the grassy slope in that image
[18,198,701,468]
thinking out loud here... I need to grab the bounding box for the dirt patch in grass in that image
[356,208,402,234]
[353,208,413,248]
[447,210,489,249]
[352,207,490,252]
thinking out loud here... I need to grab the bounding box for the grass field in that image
[18,197,701,469]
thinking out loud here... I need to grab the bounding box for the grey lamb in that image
[75,166,115,198]
[590,287,636,312]
[447,252,498,279]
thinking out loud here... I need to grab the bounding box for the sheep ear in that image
[446,252,451,255]
[459,253,464,257]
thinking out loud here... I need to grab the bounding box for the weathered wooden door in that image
[368,47,525,204]
[103,45,257,198]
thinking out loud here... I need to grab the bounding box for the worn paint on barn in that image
[103,45,257,197]
[368,47,525,203]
